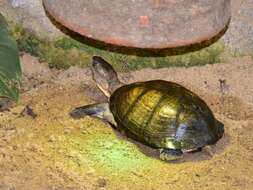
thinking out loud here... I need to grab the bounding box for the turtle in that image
[70,56,224,161]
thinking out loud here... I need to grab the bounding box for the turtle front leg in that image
[159,148,183,161]
[69,102,117,126]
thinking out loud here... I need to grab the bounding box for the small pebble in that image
[97,177,107,188]
[86,167,96,176]
[20,105,38,119]
[64,127,72,134]
[48,135,56,142]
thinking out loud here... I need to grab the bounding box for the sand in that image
[0,53,252,190]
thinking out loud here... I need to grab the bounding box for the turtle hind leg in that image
[159,148,183,161]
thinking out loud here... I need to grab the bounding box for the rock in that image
[43,0,231,48]
[0,0,253,55]
[0,98,14,112]
[21,53,54,91]
[222,0,253,54]
[0,0,64,40]
[21,54,53,80]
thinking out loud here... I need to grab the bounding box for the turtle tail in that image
[215,119,224,140]
[208,119,224,145]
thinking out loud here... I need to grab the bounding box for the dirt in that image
[0,53,253,190]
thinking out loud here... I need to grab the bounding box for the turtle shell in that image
[109,80,223,151]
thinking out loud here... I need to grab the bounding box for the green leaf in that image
[0,13,21,102]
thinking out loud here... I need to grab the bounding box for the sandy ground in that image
[0,53,253,190]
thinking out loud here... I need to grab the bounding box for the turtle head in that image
[92,56,122,97]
